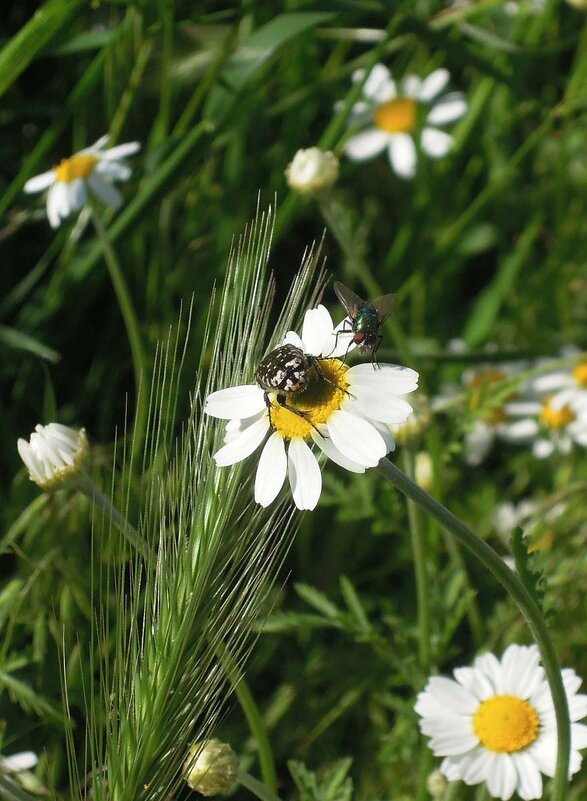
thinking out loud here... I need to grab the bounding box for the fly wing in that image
[371,293,399,323]
[333,281,363,318]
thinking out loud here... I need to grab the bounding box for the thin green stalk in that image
[402,450,430,670]
[377,457,570,801]
[89,207,148,462]
[232,673,277,793]
[237,770,283,801]
[76,472,153,564]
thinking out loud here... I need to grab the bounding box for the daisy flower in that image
[204,305,418,510]
[416,644,587,800]
[24,135,140,227]
[501,387,587,458]
[343,64,467,179]
[530,351,587,399]
[18,423,89,490]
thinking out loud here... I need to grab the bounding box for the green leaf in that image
[0,325,60,363]
[463,215,543,347]
[288,758,353,801]
[339,576,371,634]
[0,0,86,99]
[511,527,547,615]
[295,583,341,620]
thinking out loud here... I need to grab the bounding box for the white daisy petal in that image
[533,439,554,459]
[453,666,495,700]
[46,182,70,227]
[83,134,110,153]
[213,416,269,467]
[571,722,587,748]
[419,68,450,101]
[360,64,396,102]
[311,428,366,473]
[205,385,266,419]
[301,305,334,356]
[402,74,422,98]
[512,751,543,800]
[24,170,56,193]
[254,432,287,507]
[347,391,413,425]
[96,160,132,181]
[326,409,386,467]
[487,753,517,801]
[344,128,389,161]
[88,174,123,209]
[322,317,356,359]
[427,93,467,125]
[388,133,417,179]
[282,331,305,350]
[473,652,504,693]
[421,128,453,158]
[101,141,141,160]
[464,421,495,466]
[287,438,321,510]
[532,372,575,393]
[500,418,540,441]
[348,363,419,395]
[0,752,39,773]
[421,676,479,715]
[68,178,88,212]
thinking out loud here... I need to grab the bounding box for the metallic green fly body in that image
[333,281,398,368]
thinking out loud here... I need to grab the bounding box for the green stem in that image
[89,207,148,463]
[402,450,430,670]
[237,771,283,801]
[215,641,277,793]
[76,472,153,564]
[377,457,570,801]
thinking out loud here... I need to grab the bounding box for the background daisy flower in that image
[204,305,418,510]
[343,64,467,179]
[416,644,587,800]
[501,387,587,458]
[17,423,89,490]
[24,135,140,227]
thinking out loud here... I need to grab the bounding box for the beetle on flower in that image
[204,305,418,510]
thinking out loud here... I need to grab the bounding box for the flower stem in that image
[402,450,430,670]
[377,457,570,801]
[237,771,283,801]
[90,207,148,463]
[231,672,278,793]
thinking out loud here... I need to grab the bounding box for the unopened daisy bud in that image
[415,451,434,491]
[285,147,339,195]
[183,739,238,796]
[426,769,447,798]
[17,423,89,491]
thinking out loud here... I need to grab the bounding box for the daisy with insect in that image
[204,304,418,510]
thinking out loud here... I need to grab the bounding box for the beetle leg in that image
[310,356,354,399]
[275,393,325,436]
[328,321,354,362]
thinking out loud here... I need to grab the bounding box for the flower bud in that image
[183,739,238,796]
[415,451,434,491]
[426,769,448,798]
[285,147,339,195]
[17,423,89,490]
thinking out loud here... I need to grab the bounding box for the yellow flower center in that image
[374,98,417,134]
[55,154,97,182]
[539,396,575,430]
[269,359,348,440]
[572,360,587,387]
[468,369,508,424]
[473,695,540,753]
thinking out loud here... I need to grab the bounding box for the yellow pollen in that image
[269,359,348,441]
[572,360,587,388]
[539,396,575,430]
[374,98,417,134]
[55,154,97,182]
[474,695,540,753]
